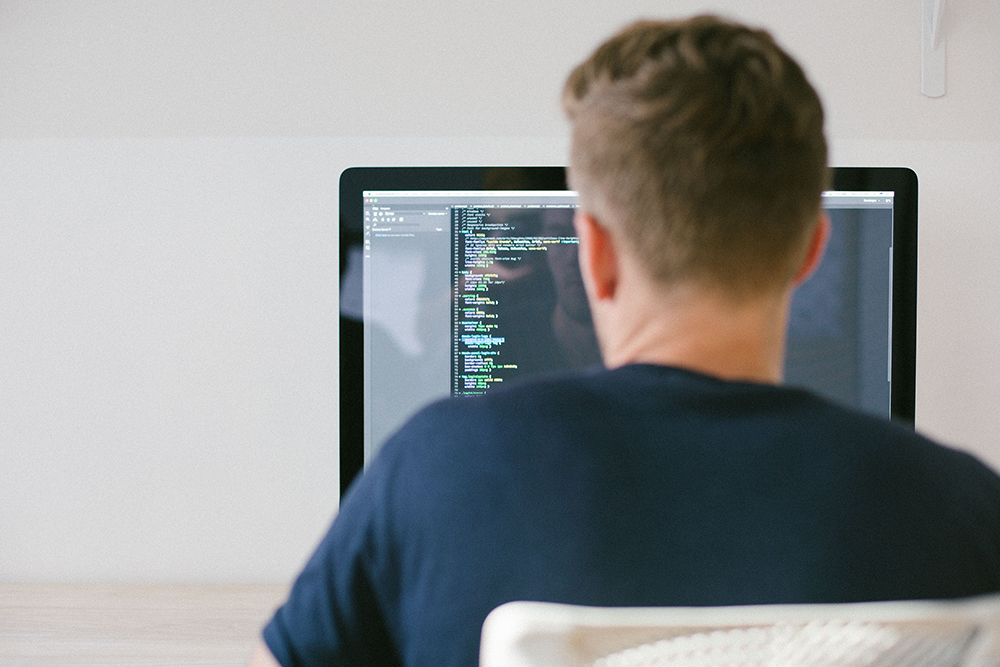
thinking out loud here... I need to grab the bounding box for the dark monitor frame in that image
[338,166,917,495]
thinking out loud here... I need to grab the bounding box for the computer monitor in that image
[339,166,918,494]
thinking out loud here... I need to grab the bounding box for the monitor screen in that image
[339,167,917,493]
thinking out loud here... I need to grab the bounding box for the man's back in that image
[263,365,1000,666]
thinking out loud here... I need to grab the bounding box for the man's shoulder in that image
[382,363,1000,488]
[394,363,942,448]
[402,368,615,426]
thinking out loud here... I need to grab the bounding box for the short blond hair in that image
[563,16,828,295]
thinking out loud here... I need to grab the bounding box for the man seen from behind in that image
[251,15,1000,667]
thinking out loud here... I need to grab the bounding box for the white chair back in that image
[480,596,1000,667]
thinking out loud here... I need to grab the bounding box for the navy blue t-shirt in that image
[263,365,1000,667]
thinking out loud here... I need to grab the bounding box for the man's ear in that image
[574,211,619,301]
[793,213,830,286]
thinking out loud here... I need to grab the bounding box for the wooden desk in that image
[0,583,288,666]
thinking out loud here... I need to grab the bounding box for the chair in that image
[480,596,1000,667]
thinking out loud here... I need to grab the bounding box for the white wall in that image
[2,1,999,582]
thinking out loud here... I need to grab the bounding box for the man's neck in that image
[597,282,792,384]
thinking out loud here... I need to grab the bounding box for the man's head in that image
[563,16,828,298]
